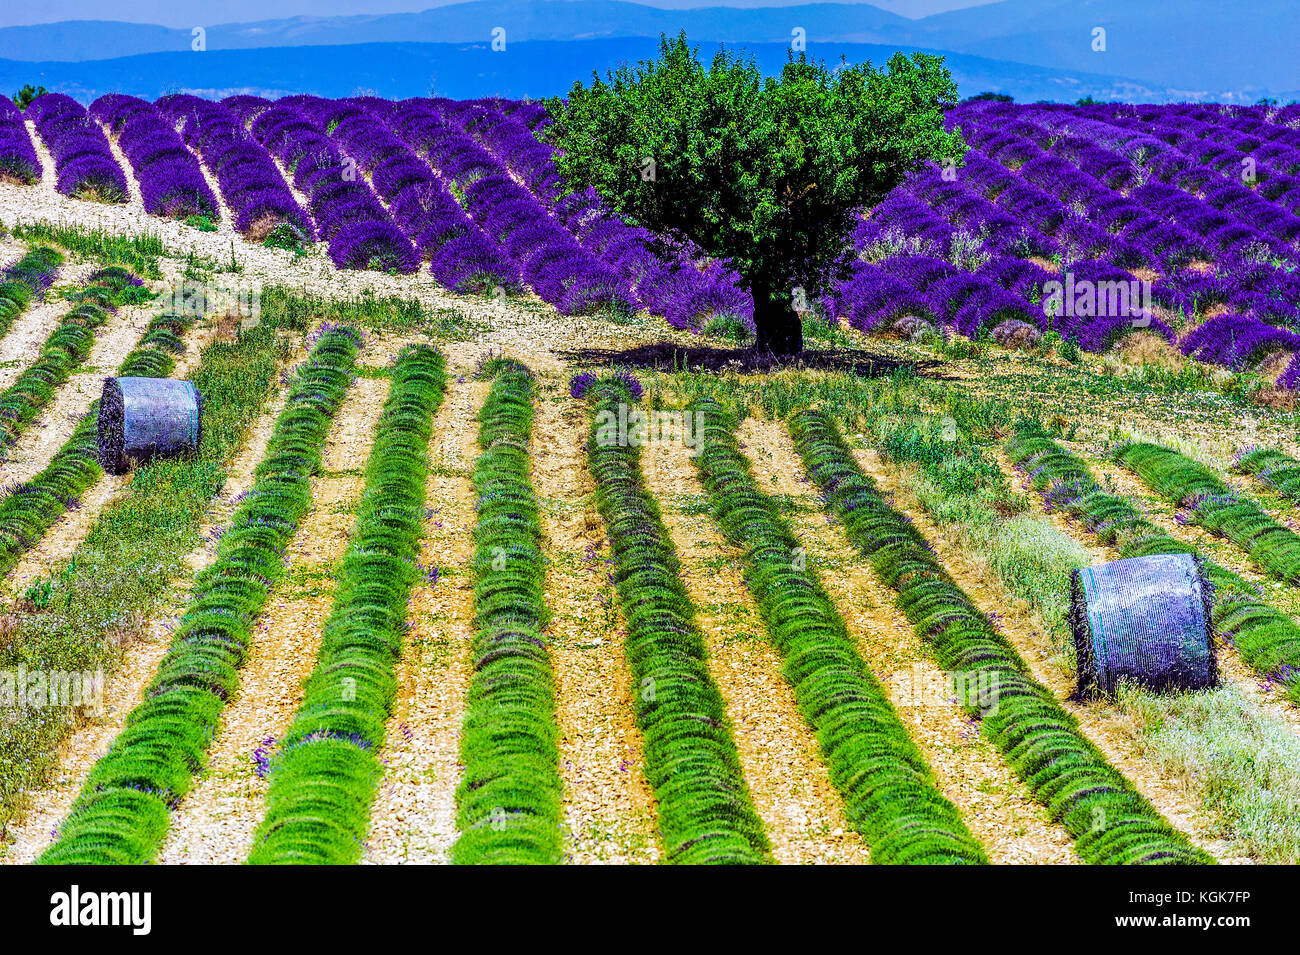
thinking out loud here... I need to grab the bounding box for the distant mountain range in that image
[0,1,1294,103]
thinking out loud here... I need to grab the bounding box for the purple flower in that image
[568,371,597,399]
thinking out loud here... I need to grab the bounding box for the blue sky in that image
[0,0,998,29]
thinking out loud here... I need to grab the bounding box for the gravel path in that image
[534,383,660,864]
[98,124,148,215]
[643,430,873,864]
[741,418,1078,864]
[364,369,483,864]
[0,262,96,393]
[160,354,390,864]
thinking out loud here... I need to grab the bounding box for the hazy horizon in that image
[0,0,1000,30]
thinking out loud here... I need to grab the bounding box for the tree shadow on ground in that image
[556,341,948,378]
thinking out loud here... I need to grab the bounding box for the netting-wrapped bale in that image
[1070,553,1217,697]
[97,376,202,475]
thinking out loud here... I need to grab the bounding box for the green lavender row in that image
[1234,445,1300,509]
[249,343,446,865]
[585,379,771,864]
[789,409,1212,865]
[0,310,285,823]
[452,359,564,864]
[0,304,195,577]
[1008,426,1300,701]
[37,326,361,864]
[0,245,62,340]
[1117,442,1300,585]
[692,398,987,865]
[0,266,148,452]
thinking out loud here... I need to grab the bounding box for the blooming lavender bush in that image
[90,94,219,221]
[0,97,39,184]
[28,93,127,202]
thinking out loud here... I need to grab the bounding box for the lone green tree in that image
[13,84,48,110]
[544,34,965,355]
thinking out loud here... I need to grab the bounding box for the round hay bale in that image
[97,376,202,475]
[1070,552,1217,697]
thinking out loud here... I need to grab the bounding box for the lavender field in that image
[0,61,1298,884]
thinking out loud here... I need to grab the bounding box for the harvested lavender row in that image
[250,343,446,865]
[0,245,62,340]
[37,325,361,865]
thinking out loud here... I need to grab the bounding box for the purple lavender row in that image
[978,104,1298,262]
[0,98,40,185]
[384,97,636,313]
[1080,105,1300,220]
[238,96,417,272]
[155,94,313,242]
[949,109,1203,269]
[1180,313,1300,371]
[26,93,127,203]
[443,97,752,330]
[948,104,1300,329]
[88,94,219,222]
[308,96,518,290]
[1151,259,1300,328]
[830,250,1171,353]
[555,186,753,330]
[1103,113,1300,243]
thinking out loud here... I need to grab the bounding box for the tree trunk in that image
[751,279,803,356]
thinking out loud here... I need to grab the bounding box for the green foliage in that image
[1114,683,1300,863]
[790,409,1212,864]
[451,361,564,864]
[1007,426,1300,702]
[585,380,771,864]
[1234,445,1300,507]
[259,285,474,338]
[10,222,164,279]
[1116,442,1300,585]
[37,328,361,864]
[875,413,1086,650]
[880,419,1006,497]
[700,314,752,343]
[250,343,446,865]
[692,398,986,863]
[12,84,47,110]
[544,33,964,352]
[0,246,62,339]
[964,91,1013,102]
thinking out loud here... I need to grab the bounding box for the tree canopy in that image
[544,34,965,354]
